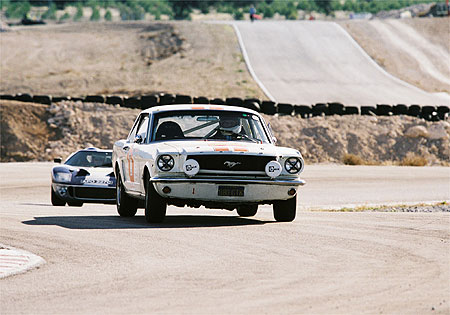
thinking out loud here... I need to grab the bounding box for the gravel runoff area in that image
[321,202,450,212]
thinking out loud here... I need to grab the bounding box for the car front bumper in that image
[151,176,305,202]
[52,183,116,203]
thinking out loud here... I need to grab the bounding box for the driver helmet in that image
[219,116,241,134]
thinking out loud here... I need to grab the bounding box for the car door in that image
[127,114,150,192]
[121,114,146,192]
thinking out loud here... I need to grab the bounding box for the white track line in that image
[231,23,276,102]
[0,244,45,279]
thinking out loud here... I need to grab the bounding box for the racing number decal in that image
[126,148,135,182]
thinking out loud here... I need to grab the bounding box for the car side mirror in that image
[272,136,277,144]
[53,157,62,163]
[134,134,143,144]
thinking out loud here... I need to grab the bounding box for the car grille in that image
[187,154,276,174]
[73,187,115,200]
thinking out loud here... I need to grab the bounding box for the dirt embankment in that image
[339,18,450,94]
[0,21,266,100]
[1,100,448,165]
[1,20,449,164]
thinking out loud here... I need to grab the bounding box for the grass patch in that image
[399,153,428,166]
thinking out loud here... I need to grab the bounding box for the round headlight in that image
[157,155,175,172]
[284,157,303,174]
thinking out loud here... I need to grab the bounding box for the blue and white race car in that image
[51,148,116,207]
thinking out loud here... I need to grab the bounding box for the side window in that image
[136,115,149,143]
[128,114,149,143]
[127,116,141,142]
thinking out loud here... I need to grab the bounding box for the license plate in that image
[218,186,244,197]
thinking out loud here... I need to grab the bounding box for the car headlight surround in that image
[157,155,175,172]
[284,157,303,174]
[54,172,72,182]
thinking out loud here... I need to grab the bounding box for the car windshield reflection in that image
[65,151,112,168]
[152,110,270,143]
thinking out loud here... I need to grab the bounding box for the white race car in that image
[51,148,116,206]
[112,104,305,223]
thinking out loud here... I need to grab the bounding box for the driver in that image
[212,116,243,140]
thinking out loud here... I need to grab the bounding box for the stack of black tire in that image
[1,93,448,121]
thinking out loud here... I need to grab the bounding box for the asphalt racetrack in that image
[235,21,449,105]
[1,162,449,313]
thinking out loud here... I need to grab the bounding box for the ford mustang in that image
[113,104,305,223]
[51,148,116,206]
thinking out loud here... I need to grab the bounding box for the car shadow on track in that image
[22,215,273,229]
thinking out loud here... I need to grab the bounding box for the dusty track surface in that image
[0,163,449,314]
[235,20,449,105]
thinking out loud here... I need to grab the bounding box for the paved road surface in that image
[235,21,449,106]
[1,163,449,313]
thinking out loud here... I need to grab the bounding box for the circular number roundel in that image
[265,161,282,179]
[183,159,200,177]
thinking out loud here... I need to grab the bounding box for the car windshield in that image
[65,151,112,168]
[151,110,270,143]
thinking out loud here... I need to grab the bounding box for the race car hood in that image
[52,165,115,186]
[156,140,302,158]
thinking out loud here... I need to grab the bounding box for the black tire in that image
[116,172,138,217]
[68,201,83,207]
[51,188,66,206]
[237,205,258,217]
[273,196,297,222]
[145,180,167,223]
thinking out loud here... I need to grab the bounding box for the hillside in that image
[1,100,449,165]
[0,19,448,164]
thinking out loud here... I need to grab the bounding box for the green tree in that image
[74,3,83,21]
[104,9,112,21]
[1,0,10,11]
[5,1,31,18]
[233,8,244,20]
[313,0,333,15]
[59,12,70,21]
[90,6,100,20]
[42,2,57,20]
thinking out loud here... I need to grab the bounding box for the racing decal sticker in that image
[82,179,113,185]
[214,147,230,152]
[126,148,135,182]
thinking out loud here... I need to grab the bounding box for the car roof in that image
[140,104,261,116]
[77,147,112,153]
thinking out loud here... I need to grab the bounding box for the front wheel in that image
[273,195,297,222]
[116,172,137,217]
[237,205,258,217]
[145,181,166,223]
[51,188,66,206]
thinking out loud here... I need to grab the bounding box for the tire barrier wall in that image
[1,93,448,121]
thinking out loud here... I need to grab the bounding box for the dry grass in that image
[342,153,380,166]
[399,153,428,166]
